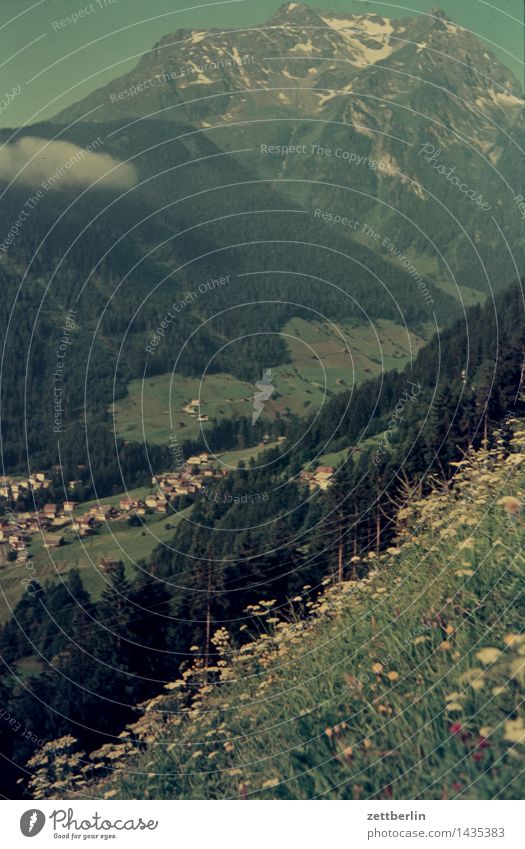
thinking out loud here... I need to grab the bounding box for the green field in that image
[112,318,432,445]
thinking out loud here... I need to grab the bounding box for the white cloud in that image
[0,136,137,191]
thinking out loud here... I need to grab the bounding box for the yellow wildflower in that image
[386,671,399,682]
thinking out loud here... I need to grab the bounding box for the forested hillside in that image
[25,414,525,800]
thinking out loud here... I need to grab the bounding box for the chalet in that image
[100,557,120,572]
[42,533,64,549]
[198,415,209,423]
[187,455,202,467]
[91,505,116,521]
[43,504,58,518]
[51,516,72,530]
[145,495,159,508]
[62,501,78,512]
[119,497,133,511]
[8,533,25,548]
[314,466,334,491]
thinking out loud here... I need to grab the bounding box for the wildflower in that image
[325,727,334,740]
[386,671,399,682]
[496,496,521,514]
[449,722,463,735]
[476,647,500,665]
[445,692,462,702]
[372,662,383,674]
[503,717,525,744]
[440,641,452,651]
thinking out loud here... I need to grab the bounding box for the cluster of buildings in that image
[0,500,75,557]
[152,451,226,499]
[0,453,228,565]
[0,471,55,501]
[299,465,335,491]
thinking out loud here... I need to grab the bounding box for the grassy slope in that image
[29,426,525,800]
[111,318,431,445]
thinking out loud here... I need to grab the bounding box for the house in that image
[187,455,202,467]
[8,533,25,548]
[43,504,58,518]
[119,497,133,511]
[42,533,64,549]
[314,466,334,491]
[100,557,120,572]
[62,501,78,512]
[91,505,116,521]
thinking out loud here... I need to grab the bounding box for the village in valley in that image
[0,440,336,577]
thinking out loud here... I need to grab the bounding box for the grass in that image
[30,423,525,800]
[111,318,431,445]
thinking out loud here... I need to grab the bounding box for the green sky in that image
[0,0,523,128]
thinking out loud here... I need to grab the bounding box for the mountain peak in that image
[271,2,325,24]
